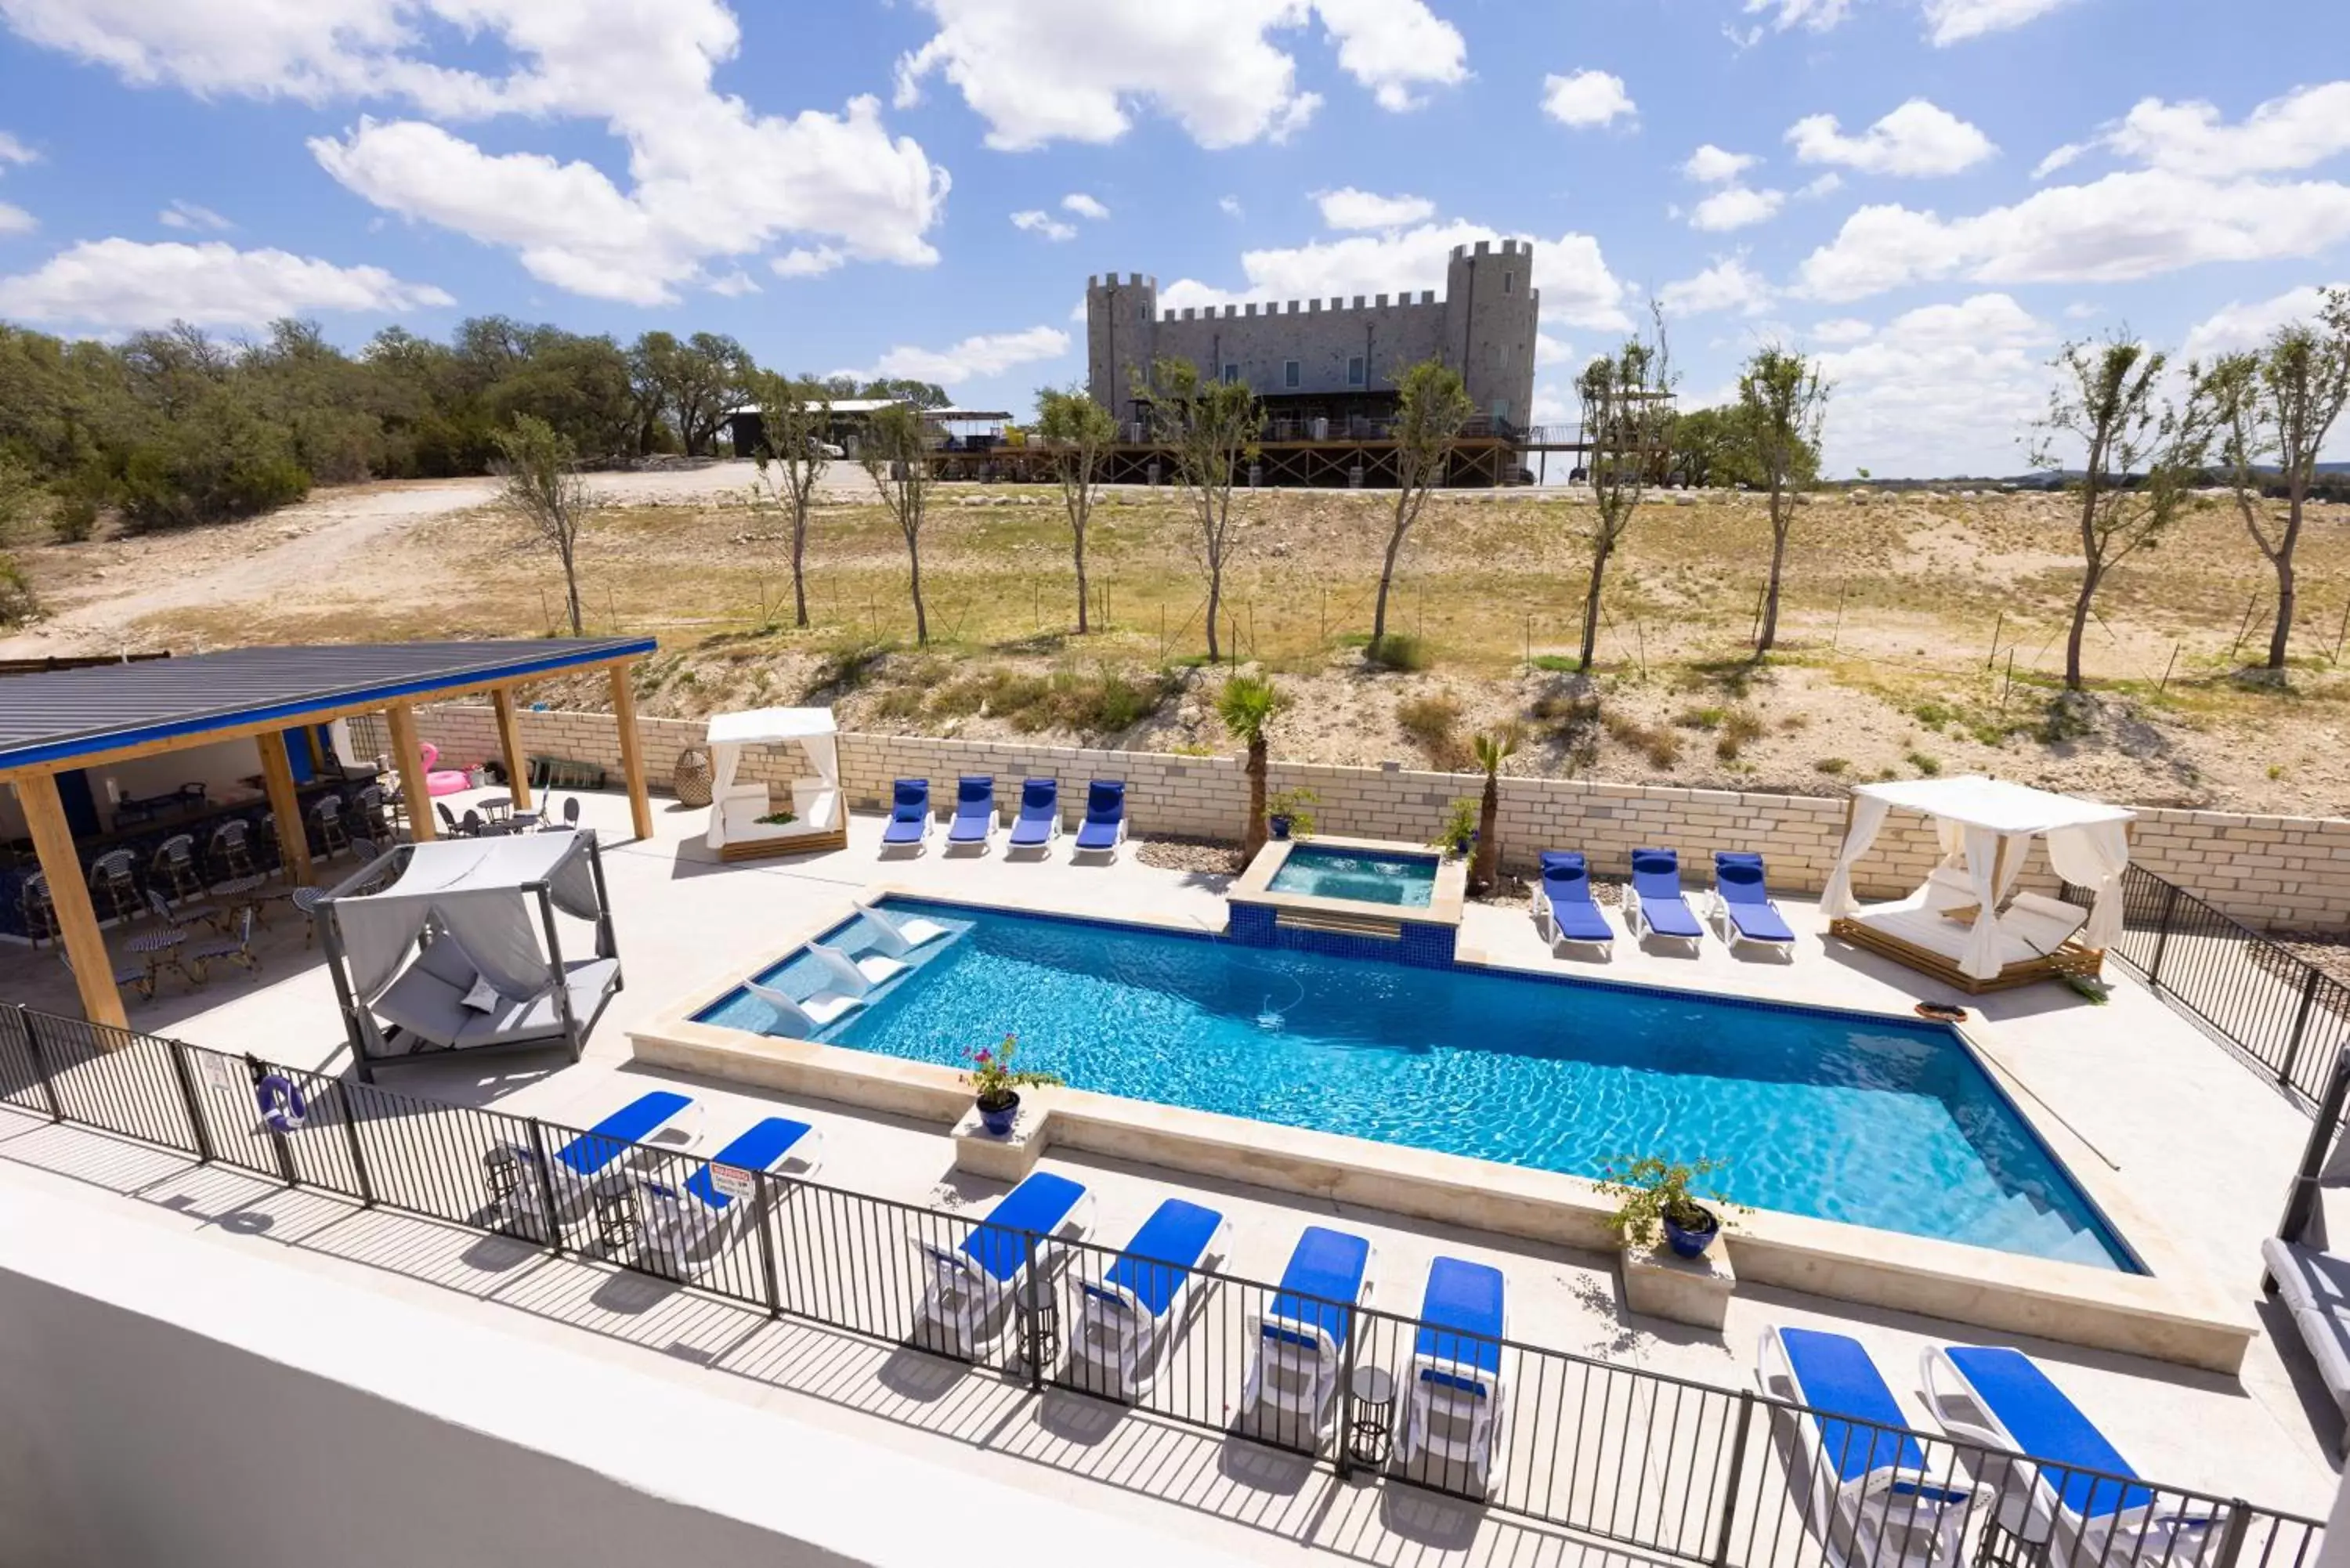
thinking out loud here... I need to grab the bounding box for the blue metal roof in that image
[0,638,656,774]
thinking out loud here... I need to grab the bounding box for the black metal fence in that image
[0,1002,2324,1568]
[2071,865,2350,1113]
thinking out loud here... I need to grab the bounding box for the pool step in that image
[1274,908,1402,941]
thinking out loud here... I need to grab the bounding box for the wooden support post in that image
[19,771,128,1033]
[609,663,653,843]
[299,724,325,777]
[491,688,533,812]
[385,704,436,844]
[258,730,314,887]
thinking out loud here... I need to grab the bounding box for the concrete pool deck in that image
[0,785,2338,1530]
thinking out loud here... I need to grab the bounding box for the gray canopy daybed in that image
[318,830,623,1081]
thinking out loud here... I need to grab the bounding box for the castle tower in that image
[1086,273,1158,432]
[1442,240,1541,429]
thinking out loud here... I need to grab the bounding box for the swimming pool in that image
[697,899,2136,1271]
[1265,846,1438,907]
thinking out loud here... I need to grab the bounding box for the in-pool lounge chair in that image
[1073,780,1127,860]
[1625,847,1706,952]
[1070,1198,1230,1397]
[1712,851,1799,958]
[1922,1345,2223,1567]
[855,896,950,956]
[808,940,907,992]
[1760,1327,1984,1568]
[913,1170,1094,1359]
[494,1089,695,1231]
[1532,851,1614,957]
[638,1115,822,1277]
[880,779,932,851]
[946,775,997,852]
[1401,1257,1509,1493]
[744,974,863,1036]
[1007,778,1061,853]
[1242,1226,1375,1436]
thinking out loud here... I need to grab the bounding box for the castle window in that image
[1502,272,1514,294]
[1283,359,1300,388]
[1347,356,1365,387]
[1222,363,1239,383]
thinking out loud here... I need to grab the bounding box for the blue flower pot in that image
[1662,1208,1720,1259]
[1269,816,1293,840]
[977,1093,1020,1138]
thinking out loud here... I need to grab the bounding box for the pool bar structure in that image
[1227,835,1468,965]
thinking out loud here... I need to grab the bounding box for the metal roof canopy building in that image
[0,637,656,1032]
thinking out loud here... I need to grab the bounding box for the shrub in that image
[1396,692,1462,759]
[1675,705,1726,731]
[1906,750,1943,776]
[1530,653,1582,674]
[805,636,893,697]
[1813,756,1850,775]
[114,404,309,532]
[1716,708,1766,761]
[1605,713,1682,769]
[0,553,36,627]
[1365,632,1432,672]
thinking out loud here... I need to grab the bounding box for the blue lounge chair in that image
[1072,1198,1229,1396]
[880,779,931,849]
[1073,779,1126,858]
[1760,1327,1983,1568]
[913,1170,1094,1357]
[638,1115,822,1275]
[1922,1345,2222,1566]
[1532,851,1614,956]
[946,775,996,851]
[1712,851,1798,956]
[1625,847,1705,951]
[497,1089,694,1228]
[1244,1226,1375,1430]
[1007,778,1061,852]
[1402,1258,1509,1490]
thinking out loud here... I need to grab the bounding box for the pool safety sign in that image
[710,1164,757,1201]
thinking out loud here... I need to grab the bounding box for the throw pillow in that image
[460,975,503,1013]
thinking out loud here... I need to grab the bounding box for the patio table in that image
[123,927,194,989]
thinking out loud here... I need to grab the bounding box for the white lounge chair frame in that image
[856,898,950,956]
[1622,880,1704,954]
[745,977,861,1035]
[1068,1215,1232,1400]
[807,941,907,994]
[912,1189,1097,1360]
[1530,880,1613,959]
[493,1100,707,1234]
[637,1128,826,1277]
[1241,1245,1379,1437]
[1399,1299,1511,1494]
[1707,884,1798,958]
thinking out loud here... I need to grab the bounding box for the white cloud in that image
[1797,172,1843,199]
[2032,143,2087,180]
[1787,99,1995,177]
[1316,187,1436,230]
[1691,186,1785,231]
[0,203,32,235]
[1739,0,1856,34]
[2102,84,2350,179]
[772,245,844,278]
[1541,70,1635,130]
[1661,256,1774,316]
[1683,144,1757,184]
[157,199,233,232]
[1535,331,1573,365]
[2063,301,2100,320]
[2182,283,2350,362]
[1922,0,2075,45]
[1797,169,2350,301]
[0,237,451,330]
[866,324,1072,386]
[1011,208,1078,241]
[1809,316,1874,345]
[894,0,1459,150]
[1219,195,1244,217]
[1061,192,1110,221]
[706,269,760,297]
[1815,293,2055,475]
[0,131,34,165]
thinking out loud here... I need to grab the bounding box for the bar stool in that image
[310,796,352,861]
[89,848,142,925]
[150,834,202,905]
[208,819,257,881]
[19,870,57,947]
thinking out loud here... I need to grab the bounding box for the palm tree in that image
[1217,673,1284,861]
[1470,723,1521,893]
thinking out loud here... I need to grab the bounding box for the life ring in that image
[255,1073,307,1133]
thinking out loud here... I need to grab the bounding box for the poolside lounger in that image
[1922,1345,2223,1568]
[1069,1198,1230,1398]
[2001,891,2090,956]
[1401,1257,1509,1493]
[744,976,862,1035]
[1242,1226,1375,1436]
[494,1089,695,1230]
[855,896,950,956]
[913,1170,1094,1359]
[1007,778,1061,851]
[1073,780,1127,859]
[1624,847,1705,952]
[638,1115,822,1276]
[1759,1328,1984,1568]
[1711,851,1798,956]
[1531,851,1613,956]
[808,940,907,992]
[946,775,997,850]
[880,779,932,850]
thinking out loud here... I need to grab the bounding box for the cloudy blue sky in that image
[0,0,2344,476]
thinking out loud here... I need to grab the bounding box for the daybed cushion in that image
[1849,898,2045,967]
[453,956,620,1047]
[2265,1237,2350,1408]
[370,964,472,1047]
[413,933,480,990]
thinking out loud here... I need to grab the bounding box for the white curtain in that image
[2044,819,2131,948]
[1820,795,1893,919]
[1995,832,2032,899]
[1958,825,2005,981]
[802,732,840,790]
[704,739,743,850]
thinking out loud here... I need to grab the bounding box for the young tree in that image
[2031,335,2218,692]
[1217,672,1285,862]
[859,402,935,645]
[1147,357,1264,662]
[747,372,833,629]
[1469,721,1521,894]
[494,414,601,635]
[1573,309,1676,672]
[1370,359,1473,656]
[860,377,950,409]
[1034,385,1117,633]
[1739,345,1831,657]
[2202,289,2350,671]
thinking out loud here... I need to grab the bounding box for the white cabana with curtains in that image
[703,706,848,861]
[1820,775,2133,993]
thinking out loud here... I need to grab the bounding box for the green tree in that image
[859,403,935,645]
[1574,309,1676,672]
[494,414,601,635]
[1665,406,1739,490]
[1034,385,1117,634]
[860,377,951,409]
[1738,345,1831,657]
[1217,673,1285,861]
[632,331,754,456]
[1146,356,1263,662]
[747,372,833,629]
[1371,359,1473,656]
[1470,722,1521,894]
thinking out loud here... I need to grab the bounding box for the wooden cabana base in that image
[1830,915,2104,995]
[715,823,849,862]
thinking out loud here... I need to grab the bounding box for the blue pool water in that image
[1267,846,1438,907]
[698,900,2136,1271]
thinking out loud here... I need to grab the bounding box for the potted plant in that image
[1266,786,1318,840]
[1596,1155,1741,1259]
[964,1033,1064,1137]
[1431,797,1478,858]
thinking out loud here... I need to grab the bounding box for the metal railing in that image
[0,1002,2323,1568]
[2068,865,2350,1114]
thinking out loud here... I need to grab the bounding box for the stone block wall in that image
[363,705,2350,930]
